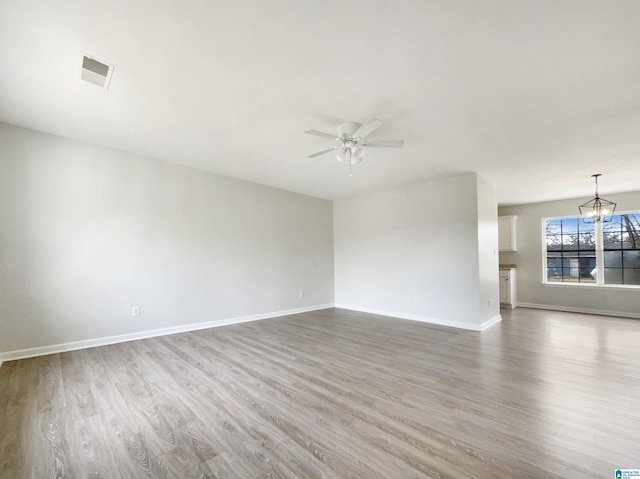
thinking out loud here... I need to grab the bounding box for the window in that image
[603,214,640,284]
[544,212,640,286]
[545,217,596,283]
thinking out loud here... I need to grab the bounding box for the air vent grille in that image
[81,54,113,88]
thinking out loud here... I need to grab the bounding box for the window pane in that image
[547,270,562,281]
[567,257,580,279]
[561,218,579,233]
[625,214,640,247]
[576,257,596,282]
[603,230,621,250]
[604,250,622,268]
[607,214,640,249]
[547,255,562,268]
[603,216,623,230]
[546,234,562,250]
[580,257,597,282]
[623,251,640,269]
[547,253,562,281]
[546,219,562,235]
[578,232,596,250]
[604,268,623,284]
[561,235,580,249]
[622,269,640,285]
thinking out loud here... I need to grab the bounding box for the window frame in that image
[542,210,640,289]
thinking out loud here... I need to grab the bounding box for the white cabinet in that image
[498,215,517,251]
[499,269,517,308]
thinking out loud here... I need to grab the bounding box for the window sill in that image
[542,282,640,291]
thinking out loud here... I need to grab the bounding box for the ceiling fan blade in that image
[361,140,404,148]
[304,129,338,140]
[308,147,338,158]
[353,117,383,140]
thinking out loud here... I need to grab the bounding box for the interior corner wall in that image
[475,174,501,324]
[0,122,335,354]
[334,173,498,330]
[499,191,640,318]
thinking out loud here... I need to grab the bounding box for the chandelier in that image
[578,174,616,223]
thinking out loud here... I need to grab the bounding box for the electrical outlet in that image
[299,290,304,298]
[604,293,612,300]
[488,299,492,307]
[132,306,140,316]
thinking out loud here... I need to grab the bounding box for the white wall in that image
[499,191,640,318]
[0,122,335,355]
[476,174,501,324]
[334,173,500,331]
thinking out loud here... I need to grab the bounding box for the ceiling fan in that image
[304,118,404,174]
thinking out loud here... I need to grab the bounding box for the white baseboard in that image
[0,304,334,363]
[335,304,502,331]
[480,314,503,330]
[517,302,640,319]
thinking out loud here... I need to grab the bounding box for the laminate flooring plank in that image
[154,336,362,478]
[29,406,77,479]
[0,359,27,409]
[63,415,120,479]
[142,347,207,401]
[173,360,335,477]
[102,407,171,479]
[216,318,564,476]
[86,345,177,478]
[79,346,126,413]
[0,358,39,477]
[215,333,490,478]
[2,307,640,478]
[143,339,296,477]
[185,334,441,478]
[211,314,636,478]
[114,379,219,479]
[215,338,513,478]
[60,349,98,418]
[32,354,67,413]
[254,461,303,479]
[0,405,28,475]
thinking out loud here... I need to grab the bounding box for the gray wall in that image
[334,173,500,330]
[499,191,640,318]
[0,122,335,353]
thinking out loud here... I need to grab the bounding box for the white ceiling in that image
[1,0,639,205]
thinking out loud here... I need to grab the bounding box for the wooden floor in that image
[1,307,639,478]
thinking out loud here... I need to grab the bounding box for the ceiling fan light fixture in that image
[305,117,404,174]
[578,174,616,223]
[351,146,364,164]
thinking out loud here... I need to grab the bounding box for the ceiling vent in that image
[80,54,113,89]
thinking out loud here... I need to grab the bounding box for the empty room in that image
[1,1,639,478]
